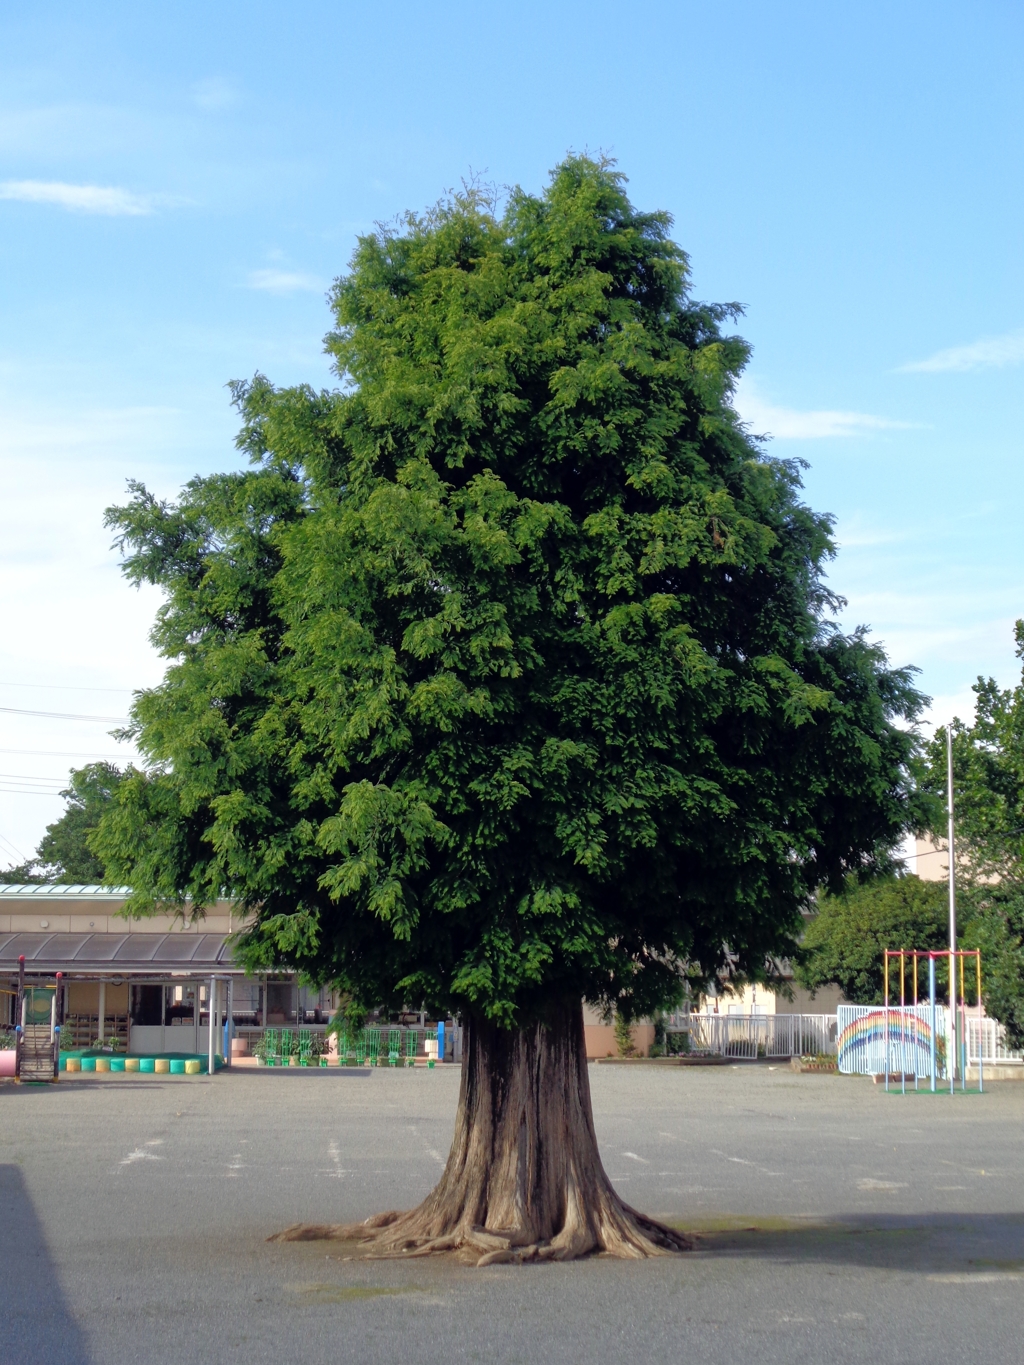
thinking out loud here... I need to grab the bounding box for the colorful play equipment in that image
[856,731,987,1096]
[58,1048,220,1075]
[881,948,983,1094]
[7,959,63,1082]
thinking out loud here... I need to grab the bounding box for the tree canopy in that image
[96,156,928,1029]
[795,875,949,1005]
[924,624,1024,1044]
[2,762,126,884]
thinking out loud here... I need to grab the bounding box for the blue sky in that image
[1,1,1022,866]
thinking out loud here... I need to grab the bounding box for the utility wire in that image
[0,748,131,759]
[0,773,67,785]
[0,705,128,722]
[0,681,134,693]
[0,830,28,863]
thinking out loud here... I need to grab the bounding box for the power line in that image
[0,706,128,722]
[0,830,28,863]
[0,680,134,693]
[0,748,131,759]
[0,780,67,791]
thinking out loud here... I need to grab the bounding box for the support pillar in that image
[208,976,216,1076]
[97,979,106,1046]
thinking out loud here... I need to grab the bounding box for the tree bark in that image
[272,999,690,1264]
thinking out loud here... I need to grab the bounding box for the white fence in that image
[667,1013,837,1059]
[966,1015,1023,1065]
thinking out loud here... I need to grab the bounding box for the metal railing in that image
[236,1022,463,1064]
[668,1013,837,1059]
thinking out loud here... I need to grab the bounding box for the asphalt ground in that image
[3,1062,1024,1365]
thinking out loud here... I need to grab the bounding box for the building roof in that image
[0,931,241,975]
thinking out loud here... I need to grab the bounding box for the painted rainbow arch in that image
[837,1004,944,1078]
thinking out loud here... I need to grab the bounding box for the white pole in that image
[97,979,106,1046]
[208,976,216,1076]
[226,977,234,1068]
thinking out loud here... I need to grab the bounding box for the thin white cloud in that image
[733,382,916,440]
[900,331,1024,374]
[921,689,981,732]
[192,78,238,111]
[246,269,323,294]
[0,180,154,216]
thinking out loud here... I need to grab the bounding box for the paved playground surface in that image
[3,1063,1024,1364]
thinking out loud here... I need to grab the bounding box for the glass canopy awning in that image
[0,931,243,975]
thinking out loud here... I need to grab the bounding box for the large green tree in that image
[925,625,1024,1044]
[795,875,949,1005]
[97,158,927,1261]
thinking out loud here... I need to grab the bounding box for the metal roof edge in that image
[0,884,235,903]
[0,884,133,897]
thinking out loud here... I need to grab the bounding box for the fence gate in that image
[671,1013,837,1059]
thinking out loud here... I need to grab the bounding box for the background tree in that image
[96,158,927,1263]
[0,859,44,884]
[1,762,126,883]
[795,875,948,1004]
[924,624,1024,1044]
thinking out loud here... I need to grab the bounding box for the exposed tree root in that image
[270,1193,689,1265]
[269,1001,691,1265]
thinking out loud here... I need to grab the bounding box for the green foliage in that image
[795,876,948,1004]
[40,763,128,882]
[95,157,927,1028]
[959,891,1024,1046]
[327,994,368,1037]
[614,1013,637,1057]
[924,626,1024,886]
[2,763,127,883]
[0,861,44,884]
[922,624,1024,1044]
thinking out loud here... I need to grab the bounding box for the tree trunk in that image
[272,999,689,1264]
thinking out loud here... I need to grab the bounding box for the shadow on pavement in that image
[687,1212,1024,1276]
[0,1163,91,1365]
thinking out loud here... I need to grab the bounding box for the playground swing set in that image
[882,947,983,1095]
[877,727,986,1098]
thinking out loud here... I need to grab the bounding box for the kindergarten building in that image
[0,884,336,1055]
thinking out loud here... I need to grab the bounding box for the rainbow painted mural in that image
[837,1005,946,1077]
